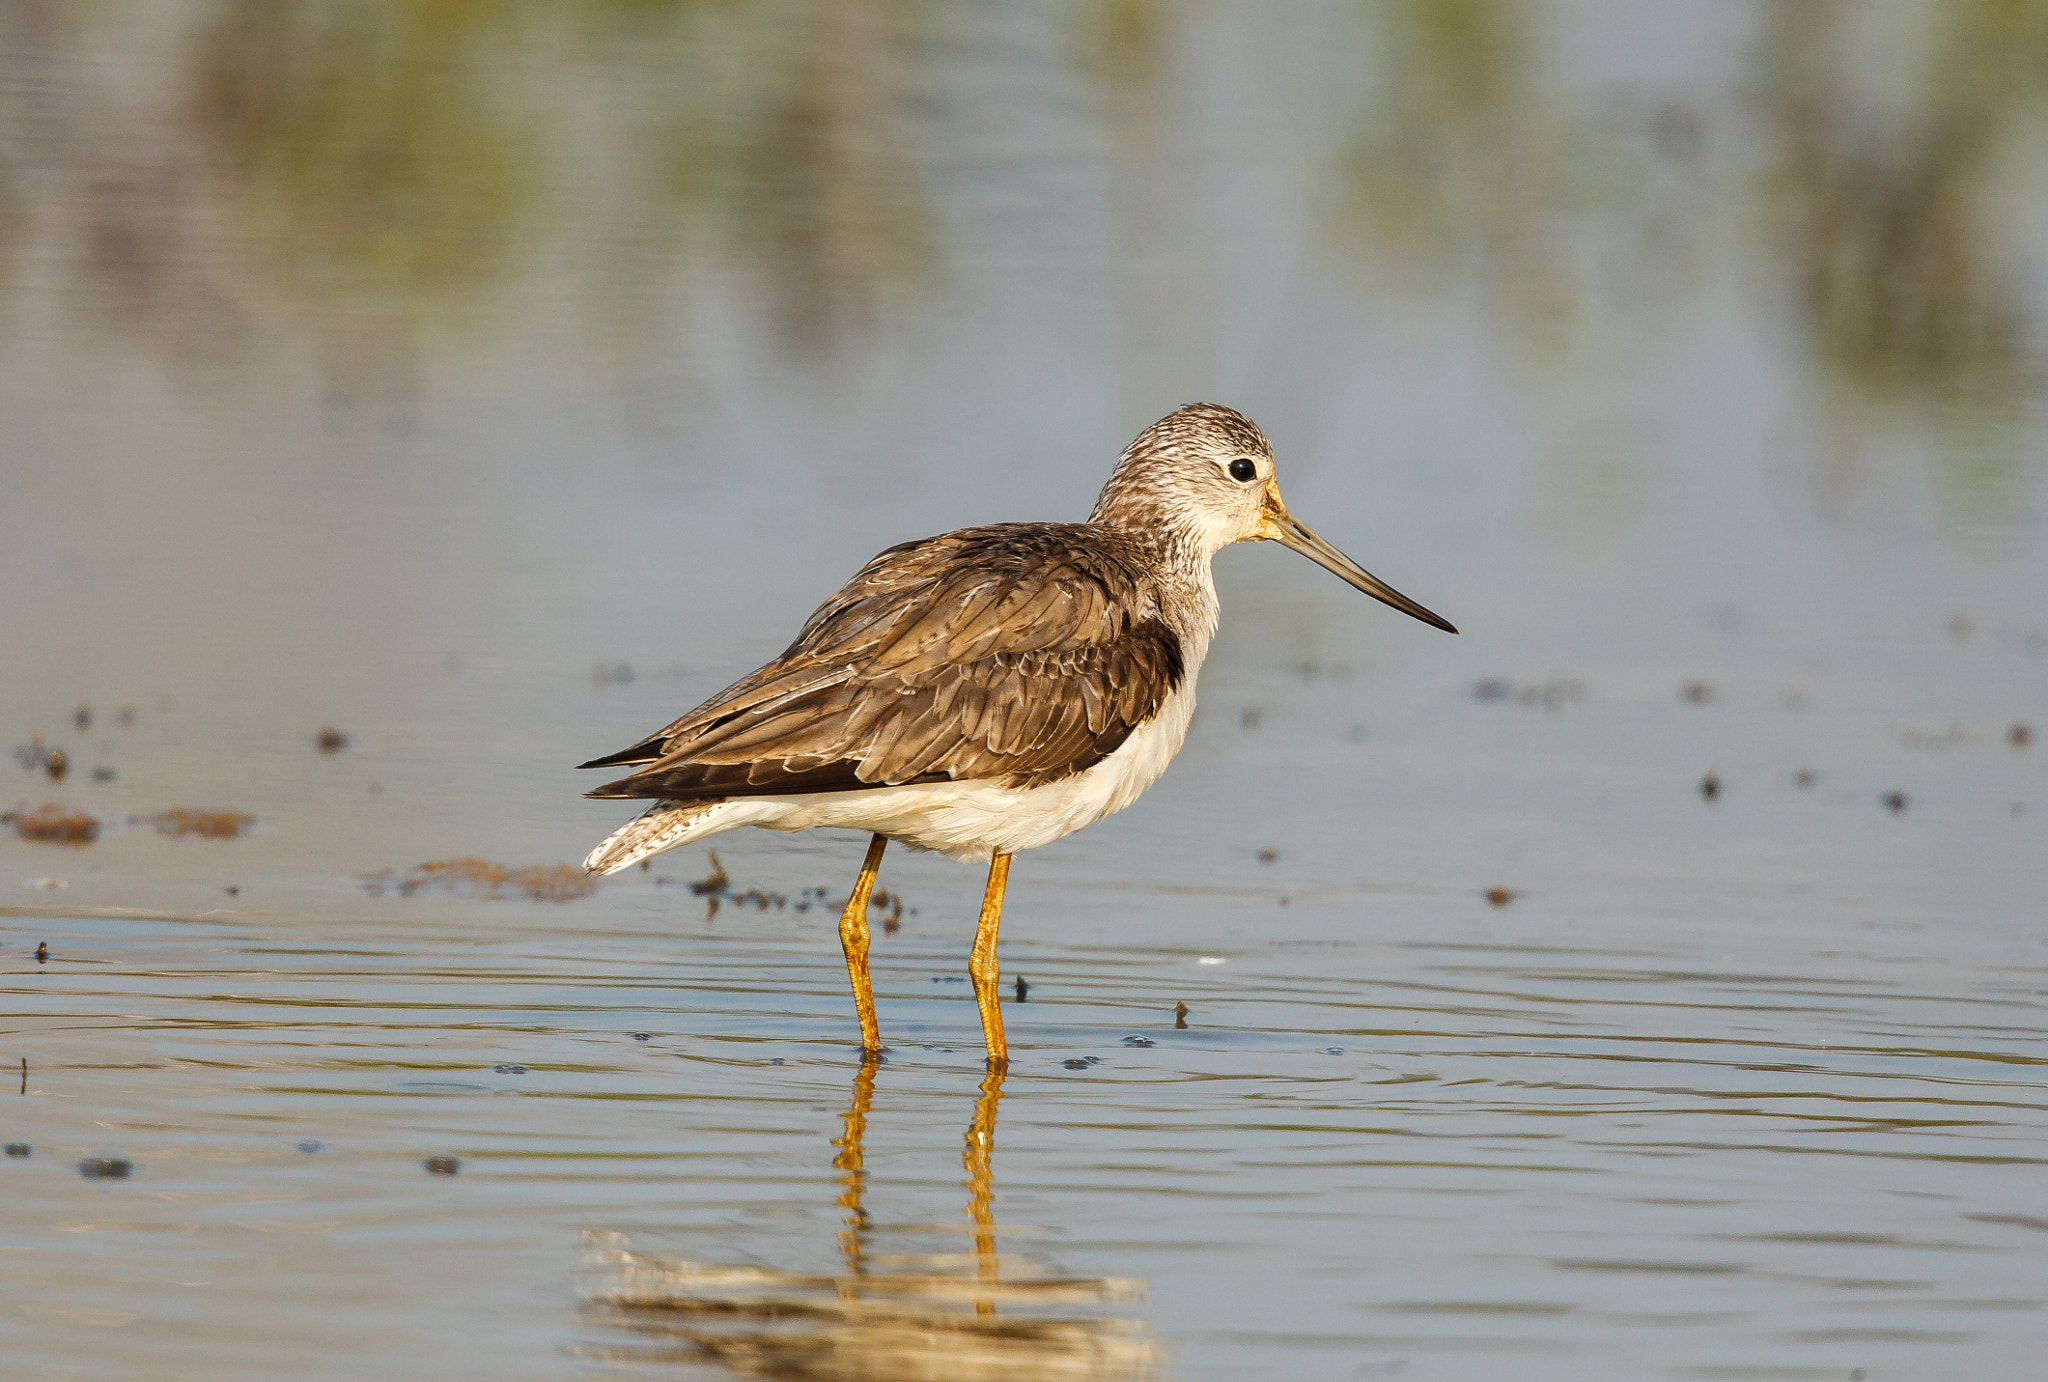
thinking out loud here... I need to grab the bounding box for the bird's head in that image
[1091,403,1457,634]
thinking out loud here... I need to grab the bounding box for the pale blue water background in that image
[3,3,2046,1378]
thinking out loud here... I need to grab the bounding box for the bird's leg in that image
[838,834,888,1054]
[969,853,1013,1066]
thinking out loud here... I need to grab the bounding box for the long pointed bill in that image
[1268,509,1458,634]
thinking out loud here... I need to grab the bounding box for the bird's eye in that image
[1228,458,1258,482]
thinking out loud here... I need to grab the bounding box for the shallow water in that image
[4,2,2048,1378]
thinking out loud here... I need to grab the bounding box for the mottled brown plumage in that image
[582,525,1187,799]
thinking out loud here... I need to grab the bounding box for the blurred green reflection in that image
[0,1,2036,542]
[192,0,528,307]
[1757,0,2048,550]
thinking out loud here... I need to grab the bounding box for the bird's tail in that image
[583,799,731,876]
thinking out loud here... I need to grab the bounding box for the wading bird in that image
[581,404,1454,1065]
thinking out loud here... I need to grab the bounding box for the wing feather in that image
[582,525,1184,802]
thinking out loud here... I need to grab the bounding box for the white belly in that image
[585,682,1198,871]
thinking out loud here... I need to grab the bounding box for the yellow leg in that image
[969,853,1013,1067]
[963,1062,1006,1315]
[838,834,888,1054]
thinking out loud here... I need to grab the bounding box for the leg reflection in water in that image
[965,1064,1001,1316]
[579,1060,1158,1380]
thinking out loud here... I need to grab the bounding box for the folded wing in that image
[581,526,1184,801]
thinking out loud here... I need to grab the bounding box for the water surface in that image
[4,3,2047,1378]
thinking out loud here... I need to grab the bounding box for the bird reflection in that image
[580,1060,1158,1379]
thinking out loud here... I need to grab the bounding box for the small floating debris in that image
[4,1143,30,1157]
[296,1140,325,1154]
[1484,886,1520,908]
[1699,771,1721,803]
[1256,848,1278,865]
[591,661,635,687]
[43,748,68,782]
[78,1155,132,1179]
[314,725,349,754]
[1678,678,1714,705]
[1013,975,1029,1002]
[1196,956,1225,966]
[1062,1058,1091,1070]
[688,852,729,896]
[90,766,116,782]
[492,1064,528,1075]
[3,804,99,844]
[1901,722,1970,751]
[1884,790,1909,816]
[1793,769,1817,789]
[73,706,92,732]
[1470,677,1587,711]
[1121,1034,1153,1047]
[423,1155,460,1176]
[133,807,255,838]
[2012,722,2034,749]
[361,857,598,903]
[630,1032,652,1042]
[35,942,48,963]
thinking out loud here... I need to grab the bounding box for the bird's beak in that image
[1257,489,1458,634]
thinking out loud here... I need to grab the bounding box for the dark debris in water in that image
[492,1063,528,1075]
[4,1142,30,1157]
[362,857,598,903]
[423,1155,461,1176]
[1699,771,1722,803]
[1678,678,1714,705]
[133,807,255,838]
[1470,677,1587,713]
[315,725,349,753]
[296,1140,325,1154]
[1485,886,1522,908]
[1794,769,1818,789]
[78,1155,132,1179]
[688,853,730,896]
[3,803,99,844]
[1121,1035,1153,1047]
[1885,790,1909,815]
[687,857,910,928]
[2011,721,2034,749]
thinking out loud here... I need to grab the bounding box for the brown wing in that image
[579,525,1185,802]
